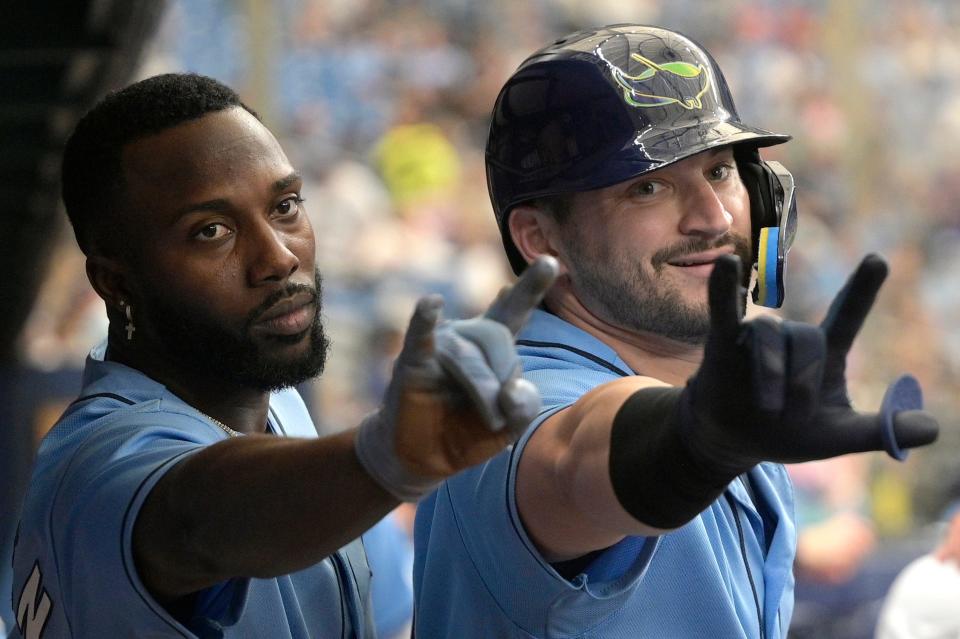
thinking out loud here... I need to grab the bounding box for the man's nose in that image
[247,222,300,286]
[677,180,733,238]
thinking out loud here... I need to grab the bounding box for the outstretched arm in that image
[517,376,670,561]
[517,254,939,562]
[134,257,559,604]
[135,429,395,601]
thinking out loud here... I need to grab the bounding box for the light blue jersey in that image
[10,342,373,638]
[415,310,796,638]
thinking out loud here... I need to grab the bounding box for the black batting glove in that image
[609,254,939,529]
[682,254,937,473]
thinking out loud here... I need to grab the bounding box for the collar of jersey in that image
[79,339,191,412]
[517,309,634,376]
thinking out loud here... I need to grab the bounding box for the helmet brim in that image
[553,120,790,196]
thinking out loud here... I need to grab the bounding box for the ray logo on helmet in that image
[606,51,710,110]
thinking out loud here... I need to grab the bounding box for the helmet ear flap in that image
[735,146,797,308]
[735,145,779,254]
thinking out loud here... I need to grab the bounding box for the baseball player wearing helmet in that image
[413,25,939,638]
[9,73,558,638]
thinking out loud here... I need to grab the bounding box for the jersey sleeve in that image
[41,402,243,636]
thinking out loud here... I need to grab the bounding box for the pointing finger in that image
[484,256,559,334]
[820,254,888,357]
[707,254,744,344]
[398,295,443,364]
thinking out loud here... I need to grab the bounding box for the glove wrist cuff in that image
[355,411,440,503]
[608,386,746,529]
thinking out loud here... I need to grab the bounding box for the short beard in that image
[140,269,330,392]
[568,233,752,345]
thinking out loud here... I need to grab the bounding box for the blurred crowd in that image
[17,0,960,635]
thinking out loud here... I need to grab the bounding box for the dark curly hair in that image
[61,73,259,255]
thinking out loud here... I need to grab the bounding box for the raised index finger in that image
[707,254,744,342]
[484,256,559,334]
[819,254,888,355]
[397,294,443,364]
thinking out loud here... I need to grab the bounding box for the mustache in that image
[245,280,319,329]
[650,232,751,273]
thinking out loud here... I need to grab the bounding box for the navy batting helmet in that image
[486,24,797,307]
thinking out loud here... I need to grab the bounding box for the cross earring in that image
[120,300,136,341]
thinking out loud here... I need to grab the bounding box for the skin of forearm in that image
[518,378,667,562]
[559,405,668,538]
[133,427,397,603]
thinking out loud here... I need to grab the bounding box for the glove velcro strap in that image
[608,387,743,529]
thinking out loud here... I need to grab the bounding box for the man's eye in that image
[710,164,732,180]
[194,223,231,241]
[276,196,305,217]
[633,181,663,197]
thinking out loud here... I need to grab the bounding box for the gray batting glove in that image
[355,256,559,502]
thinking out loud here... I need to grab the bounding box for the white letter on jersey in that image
[17,562,52,639]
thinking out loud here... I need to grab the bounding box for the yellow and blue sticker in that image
[756,226,784,308]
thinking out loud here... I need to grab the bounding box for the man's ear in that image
[85,255,132,312]
[508,205,569,275]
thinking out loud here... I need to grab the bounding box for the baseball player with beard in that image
[10,72,557,638]
[413,24,939,638]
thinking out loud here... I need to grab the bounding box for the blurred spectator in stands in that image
[875,492,960,639]
[792,457,877,585]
